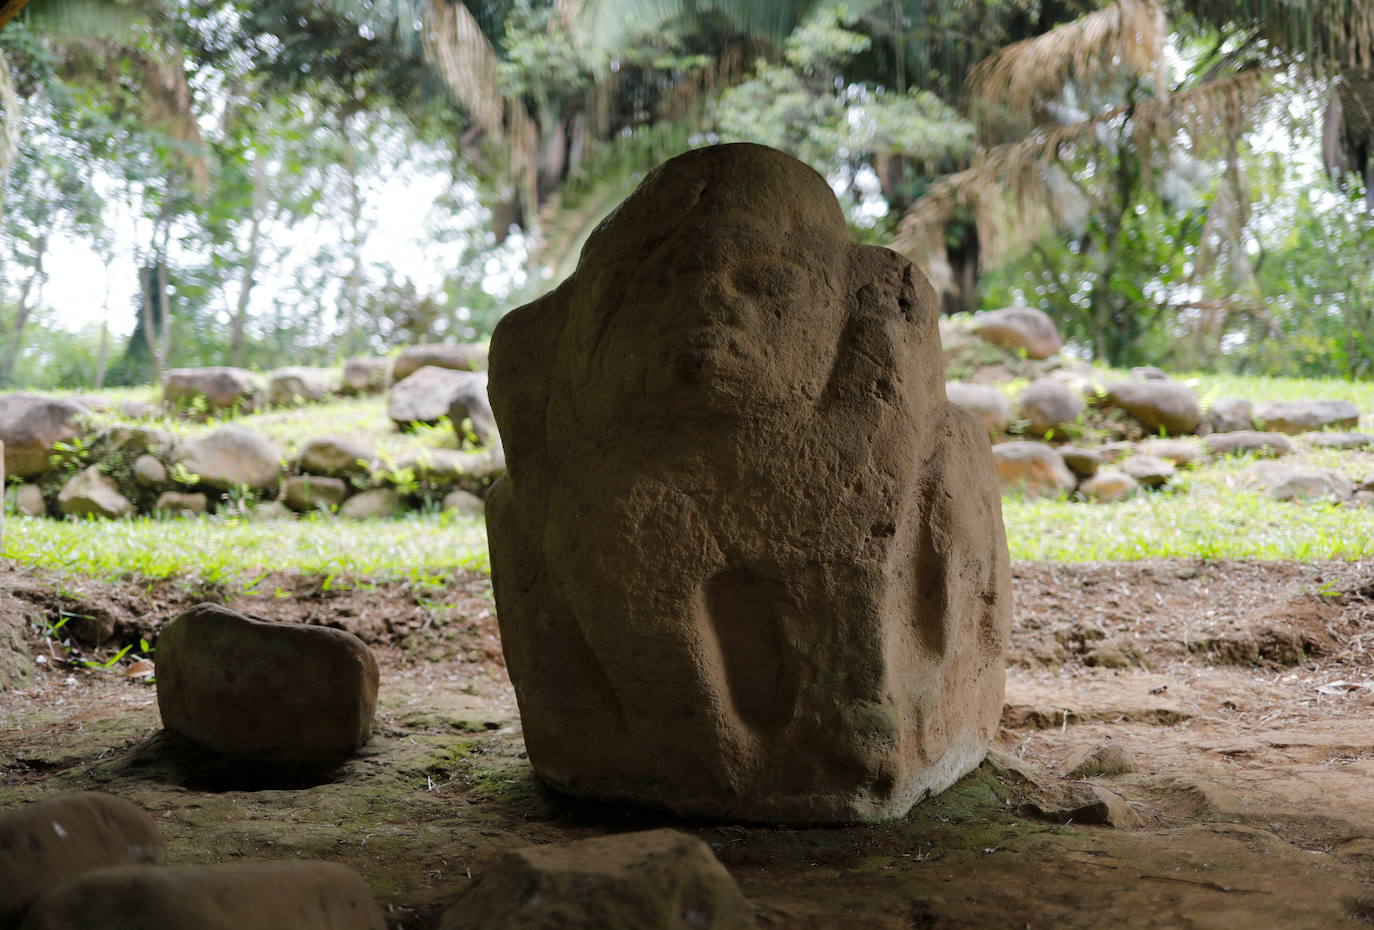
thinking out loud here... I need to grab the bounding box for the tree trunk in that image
[94,258,111,389]
[339,112,364,357]
[0,234,46,385]
[230,154,268,368]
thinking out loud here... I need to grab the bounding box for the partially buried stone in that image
[154,604,379,774]
[442,489,485,517]
[992,441,1076,499]
[58,467,133,519]
[132,454,166,488]
[155,492,206,516]
[485,143,1011,823]
[280,475,348,512]
[0,793,166,929]
[339,488,400,520]
[18,861,384,930]
[440,830,753,930]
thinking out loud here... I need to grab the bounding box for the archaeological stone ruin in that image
[485,143,1013,822]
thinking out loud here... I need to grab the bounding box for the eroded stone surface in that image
[393,343,488,381]
[389,367,489,428]
[0,393,89,478]
[18,861,384,930]
[155,604,379,773]
[1016,378,1082,436]
[267,367,333,406]
[0,793,165,928]
[1100,382,1201,434]
[485,143,1011,823]
[972,307,1062,359]
[946,382,1013,435]
[281,475,348,512]
[992,442,1076,499]
[1255,400,1360,434]
[174,425,282,491]
[298,437,375,477]
[440,829,753,930]
[58,467,133,519]
[162,367,261,413]
[1206,430,1292,458]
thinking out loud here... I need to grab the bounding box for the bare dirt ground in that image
[4,558,1374,929]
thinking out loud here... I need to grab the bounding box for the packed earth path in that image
[3,558,1373,928]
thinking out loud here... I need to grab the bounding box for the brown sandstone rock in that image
[266,366,333,406]
[58,467,133,519]
[1307,431,1374,450]
[162,367,262,413]
[0,792,166,928]
[972,306,1062,359]
[1099,381,1201,434]
[297,436,375,477]
[439,829,753,930]
[155,604,378,773]
[340,357,392,395]
[1136,438,1201,467]
[1016,378,1082,436]
[1205,430,1292,458]
[174,425,282,490]
[339,488,401,520]
[1079,469,1139,503]
[945,382,1014,435]
[1060,448,1101,478]
[992,441,1076,499]
[393,343,487,381]
[132,454,167,488]
[389,367,489,428]
[1119,453,1175,487]
[1207,397,1253,433]
[0,393,89,478]
[18,861,384,930]
[154,492,207,516]
[106,426,173,455]
[12,483,45,517]
[485,143,1011,823]
[1065,742,1135,778]
[442,489,485,517]
[1255,399,1360,434]
[280,475,348,512]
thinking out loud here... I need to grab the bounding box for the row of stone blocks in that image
[0,792,754,930]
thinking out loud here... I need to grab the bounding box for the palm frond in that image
[578,0,821,49]
[421,0,504,135]
[969,0,1166,140]
[892,70,1266,286]
[1179,0,1373,70]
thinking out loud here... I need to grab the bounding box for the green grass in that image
[1,512,490,587]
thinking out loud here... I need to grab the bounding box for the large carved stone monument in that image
[485,143,1011,823]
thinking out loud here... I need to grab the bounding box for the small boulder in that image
[439,829,753,930]
[1306,432,1374,450]
[1060,447,1101,478]
[0,792,166,929]
[1099,382,1201,434]
[174,425,282,490]
[393,343,487,382]
[991,442,1076,499]
[250,501,293,522]
[107,426,174,455]
[339,357,392,396]
[0,393,90,478]
[971,307,1062,359]
[280,476,348,513]
[12,483,45,516]
[1096,441,1135,463]
[442,489,485,517]
[1207,397,1254,433]
[1119,454,1175,488]
[155,604,379,773]
[1019,782,1138,829]
[19,861,385,930]
[945,382,1014,435]
[267,367,333,407]
[1249,464,1354,502]
[1349,491,1374,510]
[1065,743,1135,779]
[1205,430,1292,458]
[399,448,506,485]
[1129,366,1170,382]
[58,467,133,519]
[117,400,159,420]
[1016,379,1083,436]
[1255,400,1360,435]
[132,455,167,488]
[154,492,207,516]
[1136,438,1201,467]
[389,367,489,428]
[162,367,262,413]
[297,437,375,477]
[338,488,401,520]
[449,389,499,448]
[1079,469,1139,503]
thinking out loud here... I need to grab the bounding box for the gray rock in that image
[442,489,485,517]
[1207,397,1253,433]
[945,382,1014,435]
[0,793,166,929]
[1348,491,1374,510]
[1306,432,1374,450]
[1099,382,1201,434]
[439,830,752,930]
[1136,438,1201,467]
[1205,430,1293,458]
[106,426,174,455]
[1079,469,1139,503]
[1017,378,1083,436]
[1096,441,1135,463]
[1255,400,1360,434]
[339,357,392,396]
[117,400,159,420]
[992,441,1076,499]
[132,454,167,488]
[399,448,506,485]
[162,367,262,413]
[58,467,133,519]
[1250,464,1354,502]
[1119,453,1175,487]
[1060,447,1101,478]
[393,343,487,381]
[1130,366,1170,382]
[12,483,45,516]
[266,366,333,406]
[0,393,90,478]
[155,604,379,772]
[389,366,489,428]
[972,306,1062,359]
[297,436,375,477]
[19,861,384,930]
[280,475,348,512]
[174,425,283,490]
[449,389,500,448]
[250,500,293,522]
[155,492,207,516]
[338,488,401,520]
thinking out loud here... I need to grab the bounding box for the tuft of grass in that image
[2,512,489,586]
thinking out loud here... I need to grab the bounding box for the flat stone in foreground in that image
[18,861,384,930]
[155,604,378,773]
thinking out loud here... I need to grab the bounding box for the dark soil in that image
[4,558,1374,928]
